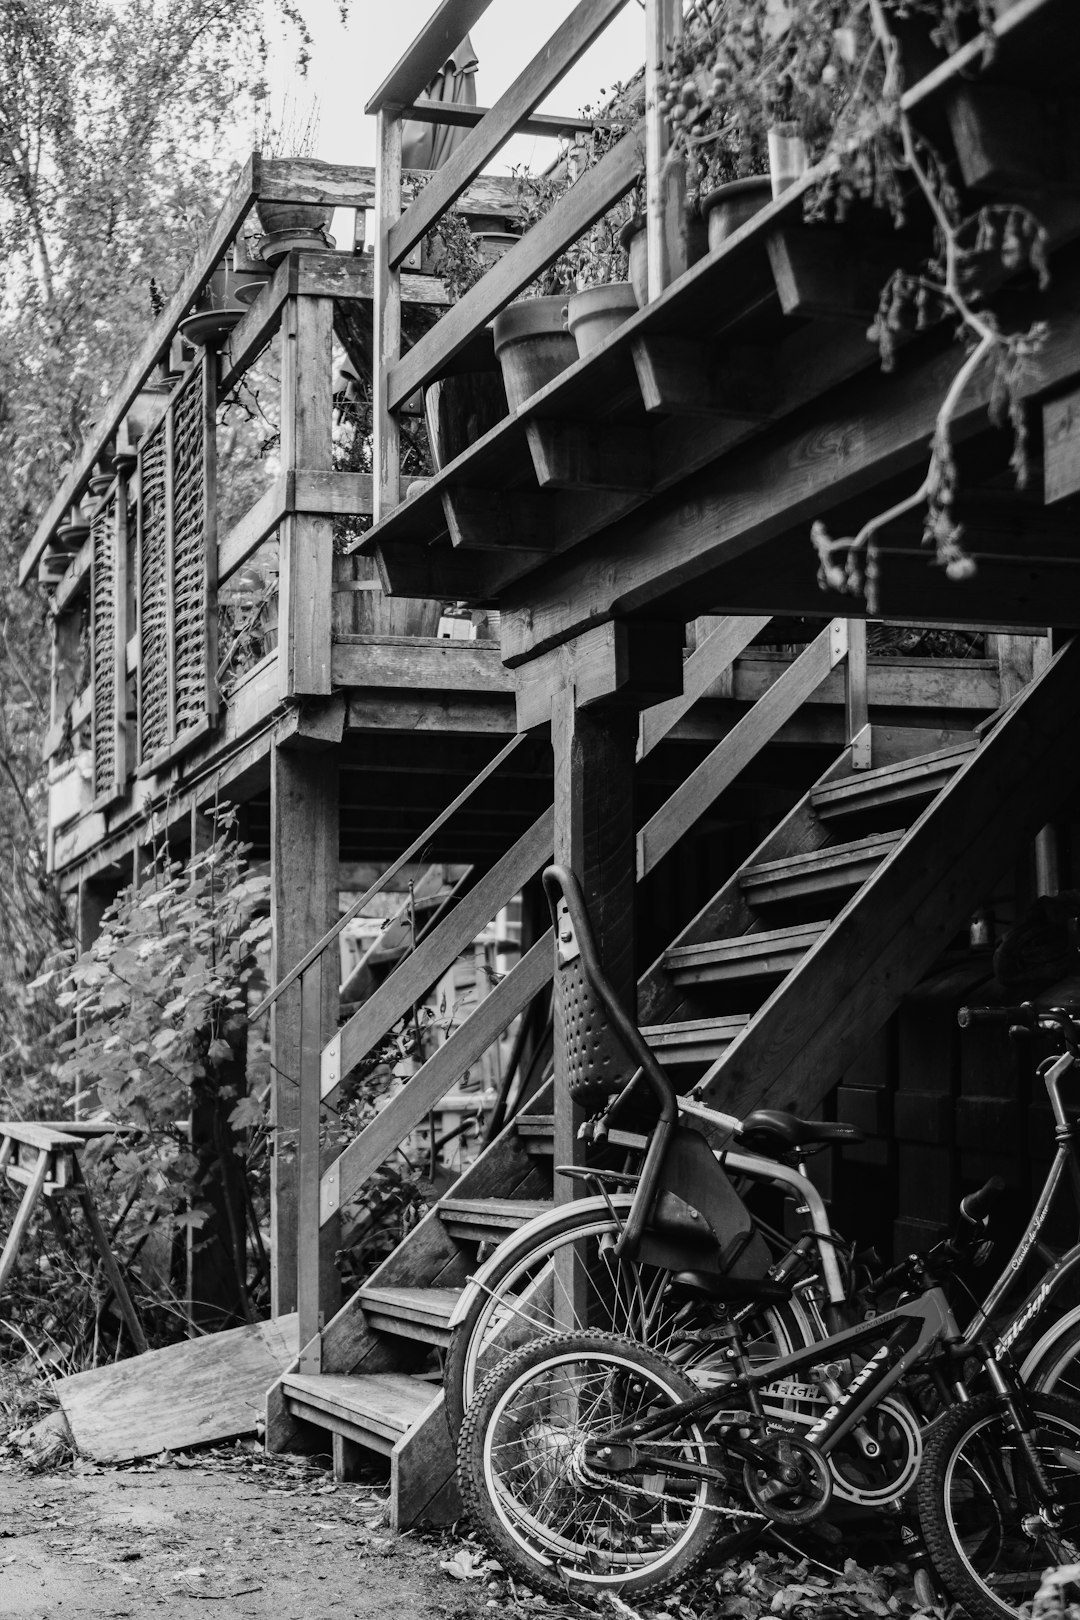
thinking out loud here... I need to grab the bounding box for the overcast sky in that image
[267,0,646,175]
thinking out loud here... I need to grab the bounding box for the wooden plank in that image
[218,479,288,583]
[637,623,835,876]
[322,934,552,1221]
[767,227,925,321]
[284,1371,433,1433]
[698,638,1080,1121]
[219,252,290,399]
[366,0,493,113]
[443,488,557,554]
[639,615,770,757]
[56,1314,299,1462]
[390,0,631,264]
[324,809,554,1091]
[0,1152,51,1295]
[330,636,511,694]
[391,1388,460,1529]
[0,1122,81,1151]
[387,121,645,410]
[526,420,654,491]
[20,155,260,583]
[645,0,684,298]
[633,336,775,419]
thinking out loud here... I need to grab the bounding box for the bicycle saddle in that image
[737,1109,864,1155]
[672,1270,793,1303]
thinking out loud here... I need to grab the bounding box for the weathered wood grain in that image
[57,1315,299,1462]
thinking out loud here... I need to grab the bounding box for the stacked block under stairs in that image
[265,639,1080,1531]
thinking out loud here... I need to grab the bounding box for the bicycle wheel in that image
[1022,1312,1080,1403]
[457,1328,735,1600]
[444,1195,818,1442]
[917,1389,1080,1620]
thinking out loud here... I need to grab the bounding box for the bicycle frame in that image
[963,1050,1080,1360]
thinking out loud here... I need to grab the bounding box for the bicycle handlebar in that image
[868,1176,1004,1296]
[959,1175,1006,1225]
[958,1003,1036,1028]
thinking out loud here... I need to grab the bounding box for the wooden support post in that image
[645,0,685,300]
[0,1152,51,1297]
[374,109,403,522]
[270,745,339,1320]
[842,617,870,769]
[279,294,334,698]
[550,688,637,1202]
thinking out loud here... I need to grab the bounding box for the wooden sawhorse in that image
[0,1122,148,1354]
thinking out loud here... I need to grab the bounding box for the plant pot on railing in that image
[179,263,246,348]
[565,282,639,360]
[492,296,578,412]
[424,369,509,470]
[702,176,773,251]
[255,198,335,265]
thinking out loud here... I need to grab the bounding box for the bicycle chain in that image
[575,1456,767,1523]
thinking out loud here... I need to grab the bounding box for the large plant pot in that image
[492,296,577,412]
[703,176,773,252]
[255,199,333,236]
[566,282,638,360]
[423,371,509,470]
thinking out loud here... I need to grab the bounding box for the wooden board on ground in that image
[55,1314,299,1462]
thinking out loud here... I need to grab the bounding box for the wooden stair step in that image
[354,1285,461,1346]
[664,922,829,985]
[515,1113,554,1154]
[643,1015,750,1064]
[740,832,903,905]
[811,742,977,821]
[282,1371,436,1456]
[438,1196,552,1241]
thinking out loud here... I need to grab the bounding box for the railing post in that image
[374,108,403,522]
[840,617,870,768]
[645,0,685,301]
[297,961,323,1369]
[279,291,334,698]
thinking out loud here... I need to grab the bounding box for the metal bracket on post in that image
[850,722,872,771]
[829,618,848,668]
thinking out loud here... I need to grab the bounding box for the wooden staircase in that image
[263,630,1080,1530]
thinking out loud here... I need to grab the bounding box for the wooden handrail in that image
[322,808,557,1095]
[636,621,842,876]
[365,0,493,116]
[249,730,529,1022]
[389,0,632,267]
[386,119,646,411]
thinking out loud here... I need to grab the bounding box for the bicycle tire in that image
[444,1196,818,1443]
[1021,1310,1080,1403]
[457,1328,733,1600]
[917,1389,1080,1620]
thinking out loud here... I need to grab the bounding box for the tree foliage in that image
[0,0,313,1090]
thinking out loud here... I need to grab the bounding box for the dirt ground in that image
[0,1445,506,1620]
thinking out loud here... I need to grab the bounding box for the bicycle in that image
[457,1191,1080,1617]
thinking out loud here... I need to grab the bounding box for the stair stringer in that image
[697,637,1080,1122]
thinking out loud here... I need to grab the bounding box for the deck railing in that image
[367,0,684,520]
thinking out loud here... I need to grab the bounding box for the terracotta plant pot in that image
[492,296,577,412]
[702,176,773,252]
[566,282,639,360]
[255,199,335,266]
[423,370,509,470]
[619,212,709,308]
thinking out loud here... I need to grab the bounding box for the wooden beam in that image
[442,488,556,554]
[374,111,403,522]
[637,622,836,876]
[390,0,631,265]
[386,121,644,410]
[278,298,334,697]
[330,635,511,693]
[270,745,338,1318]
[514,619,684,731]
[1044,385,1080,503]
[498,284,1080,662]
[632,336,775,419]
[525,420,654,491]
[946,83,1080,196]
[767,227,924,322]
